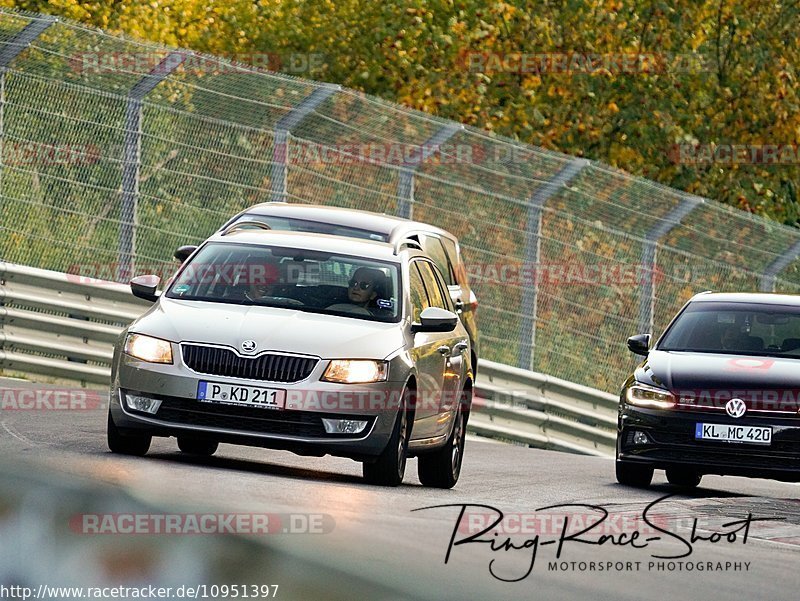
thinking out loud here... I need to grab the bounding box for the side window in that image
[440,236,466,286]
[416,260,448,310]
[421,235,455,286]
[430,263,456,313]
[408,263,429,322]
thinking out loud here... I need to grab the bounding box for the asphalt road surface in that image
[1,378,798,600]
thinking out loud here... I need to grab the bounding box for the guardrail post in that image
[269,84,338,203]
[396,123,461,219]
[118,51,188,282]
[517,158,588,370]
[0,16,56,196]
[759,240,800,292]
[638,194,702,335]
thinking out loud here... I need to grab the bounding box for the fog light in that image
[321,418,369,434]
[125,393,162,414]
[633,430,649,445]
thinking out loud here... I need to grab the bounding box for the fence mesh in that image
[3,8,800,393]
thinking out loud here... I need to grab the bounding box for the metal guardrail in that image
[472,360,617,457]
[0,261,150,384]
[0,262,617,456]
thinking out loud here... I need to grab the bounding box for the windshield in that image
[658,301,800,358]
[230,213,389,242]
[166,243,401,322]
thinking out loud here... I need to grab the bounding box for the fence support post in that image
[118,51,188,282]
[0,16,56,196]
[517,158,588,370]
[269,84,339,203]
[637,194,702,336]
[396,123,461,219]
[759,240,800,292]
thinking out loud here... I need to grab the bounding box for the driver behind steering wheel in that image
[244,259,281,301]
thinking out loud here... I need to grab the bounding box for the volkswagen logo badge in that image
[725,398,747,419]
[241,340,257,354]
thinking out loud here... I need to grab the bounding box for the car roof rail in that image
[221,221,272,235]
[393,238,423,255]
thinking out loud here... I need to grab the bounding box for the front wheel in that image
[363,389,410,487]
[107,410,151,456]
[615,460,653,487]
[418,390,469,489]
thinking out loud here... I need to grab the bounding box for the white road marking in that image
[0,420,35,445]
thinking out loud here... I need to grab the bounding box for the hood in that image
[636,350,800,392]
[129,297,405,360]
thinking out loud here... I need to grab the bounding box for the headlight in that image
[322,360,388,384]
[625,383,676,409]
[124,333,173,364]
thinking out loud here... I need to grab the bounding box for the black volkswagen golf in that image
[617,292,800,488]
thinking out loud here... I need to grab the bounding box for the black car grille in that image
[676,403,799,416]
[150,397,373,438]
[182,344,317,383]
[625,428,800,455]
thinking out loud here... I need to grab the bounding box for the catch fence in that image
[2,8,800,393]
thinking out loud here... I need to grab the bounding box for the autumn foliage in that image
[5,0,799,225]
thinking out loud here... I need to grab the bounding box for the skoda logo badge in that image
[241,340,257,354]
[725,398,747,419]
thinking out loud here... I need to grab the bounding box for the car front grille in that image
[628,428,800,455]
[675,396,800,416]
[181,344,317,383]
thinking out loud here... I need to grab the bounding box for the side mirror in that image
[131,274,161,303]
[627,334,651,356]
[174,245,197,263]
[412,307,459,333]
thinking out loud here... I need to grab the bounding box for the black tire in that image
[418,390,469,489]
[363,388,410,487]
[177,437,218,456]
[107,410,151,456]
[615,460,654,487]
[666,467,702,488]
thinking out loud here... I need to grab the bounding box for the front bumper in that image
[617,404,800,481]
[111,354,409,461]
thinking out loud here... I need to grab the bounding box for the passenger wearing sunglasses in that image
[347,267,383,307]
[324,266,392,317]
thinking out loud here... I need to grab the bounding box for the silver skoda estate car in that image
[175,202,480,375]
[108,228,473,488]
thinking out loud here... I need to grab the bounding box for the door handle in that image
[437,345,452,357]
